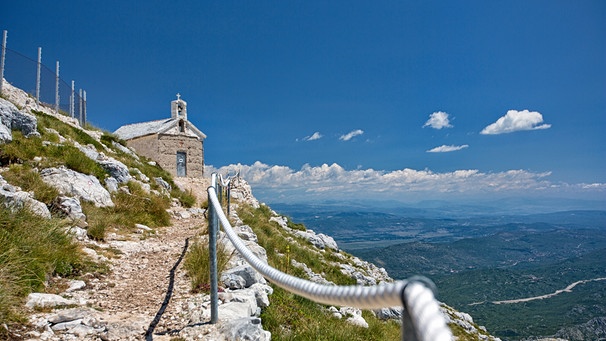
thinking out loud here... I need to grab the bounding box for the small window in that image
[179,120,185,133]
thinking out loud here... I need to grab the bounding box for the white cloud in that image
[423,111,453,129]
[339,129,364,141]
[427,144,469,153]
[481,110,551,135]
[303,132,323,141]
[205,162,604,203]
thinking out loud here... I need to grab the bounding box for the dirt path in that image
[41,178,219,340]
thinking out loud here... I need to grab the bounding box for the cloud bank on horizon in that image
[207,161,606,203]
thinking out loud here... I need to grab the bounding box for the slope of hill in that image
[1,83,499,340]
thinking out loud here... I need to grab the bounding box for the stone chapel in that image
[114,94,206,178]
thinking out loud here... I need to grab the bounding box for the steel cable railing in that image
[207,173,453,341]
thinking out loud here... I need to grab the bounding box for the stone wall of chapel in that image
[126,135,159,163]
[158,134,204,178]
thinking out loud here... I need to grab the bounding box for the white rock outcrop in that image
[0,97,40,142]
[0,174,51,218]
[40,166,114,207]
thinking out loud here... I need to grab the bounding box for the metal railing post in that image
[227,183,231,216]
[0,30,7,96]
[208,174,219,324]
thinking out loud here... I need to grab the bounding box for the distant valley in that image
[270,201,606,340]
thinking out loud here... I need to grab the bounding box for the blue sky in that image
[2,1,605,205]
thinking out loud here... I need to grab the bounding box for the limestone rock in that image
[221,265,266,288]
[0,98,40,141]
[0,175,51,218]
[131,167,149,182]
[105,177,119,193]
[0,118,11,143]
[25,293,77,309]
[221,317,271,341]
[52,196,87,226]
[373,306,402,320]
[74,142,132,183]
[65,280,86,293]
[340,307,368,328]
[229,177,259,208]
[40,166,114,207]
[154,177,172,191]
[111,140,139,160]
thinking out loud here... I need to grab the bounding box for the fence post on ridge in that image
[55,61,60,113]
[36,47,41,105]
[0,30,7,97]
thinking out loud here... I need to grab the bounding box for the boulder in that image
[221,265,266,288]
[221,317,271,341]
[250,283,273,308]
[40,166,114,207]
[0,118,11,143]
[105,177,119,193]
[222,273,247,290]
[0,175,51,218]
[154,177,171,191]
[111,141,139,160]
[131,168,149,182]
[52,196,87,226]
[25,293,77,309]
[0,98,40,141]
[74,142,132,183]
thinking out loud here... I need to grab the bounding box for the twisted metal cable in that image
[208,180,452,340]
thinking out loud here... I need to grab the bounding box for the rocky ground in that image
[19,178,255,340]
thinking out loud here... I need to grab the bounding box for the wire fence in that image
[0,30,87,126]
[207,173,453,341]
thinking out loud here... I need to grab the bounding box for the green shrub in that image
[87,221,107,241]
[184,235,233,293]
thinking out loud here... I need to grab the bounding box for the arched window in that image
[179,120,185,133]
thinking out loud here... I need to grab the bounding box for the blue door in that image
[176,151,186,177]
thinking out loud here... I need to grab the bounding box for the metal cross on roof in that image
[176,93,181,101]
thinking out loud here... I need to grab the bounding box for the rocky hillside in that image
[1,81,500,340]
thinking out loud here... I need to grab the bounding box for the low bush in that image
[184,235,233,293]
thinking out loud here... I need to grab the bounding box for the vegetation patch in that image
[1,164,60,205]
[0,206,96,323]
[184,233,234,293]
[235,203,402,339]
[33,110,103,150]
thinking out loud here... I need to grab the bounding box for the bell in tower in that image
[171,93,188,120]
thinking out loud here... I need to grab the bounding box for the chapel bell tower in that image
[171,93,187,121]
